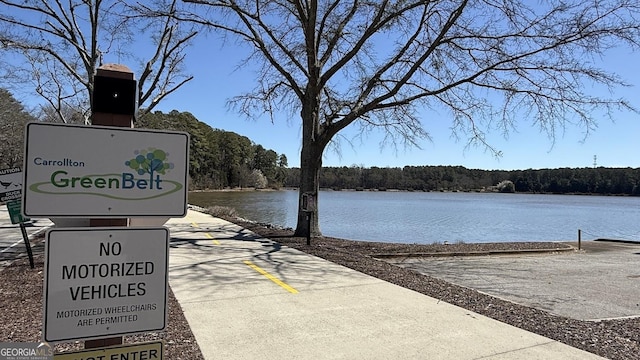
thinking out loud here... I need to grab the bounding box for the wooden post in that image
[85,64,136,349]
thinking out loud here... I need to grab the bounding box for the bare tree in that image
[183,0,639,236]
[38,104,85,124]
[0,0,197,123]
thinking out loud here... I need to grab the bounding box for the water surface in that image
[188,190,640,244]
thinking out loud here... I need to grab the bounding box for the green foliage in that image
[283,165,640,195]
[0,89,37,168]
[137,110,288,189]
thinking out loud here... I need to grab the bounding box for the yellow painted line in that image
[243,260,299,294]
[192,222,219,245]
[204,233,221,245]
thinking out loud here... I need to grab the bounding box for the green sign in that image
[7,199,29,224]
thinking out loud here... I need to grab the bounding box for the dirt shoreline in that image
[2,215,639,359]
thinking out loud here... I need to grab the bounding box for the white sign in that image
[23,122,189,217]
[43,227,169,342]
[0,167,22,202]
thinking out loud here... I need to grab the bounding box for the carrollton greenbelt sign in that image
[23,122,189,217]
[43,227,169,342]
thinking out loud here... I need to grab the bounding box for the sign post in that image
[90,64,136,229]
[88,64,135,349]
[23,63,189,355]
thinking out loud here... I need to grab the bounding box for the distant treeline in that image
[284,166,640,195]
[137,110,639,195]
[138,110,288,189]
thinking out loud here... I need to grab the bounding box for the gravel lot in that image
[385,240,640,321]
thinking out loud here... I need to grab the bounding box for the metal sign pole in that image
[18,222,34,269]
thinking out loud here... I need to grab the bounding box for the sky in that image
[145,22,640,170]
[7,6,639,171]
[149,30,640,171]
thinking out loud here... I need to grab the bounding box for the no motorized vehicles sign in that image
[43,227,169,342]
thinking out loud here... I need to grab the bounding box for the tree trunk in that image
[294,85,324,237]
[294,139,323,237]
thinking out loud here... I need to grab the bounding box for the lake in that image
[188,190,640,244]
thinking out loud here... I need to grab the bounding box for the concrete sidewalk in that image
[167,210,603,360]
